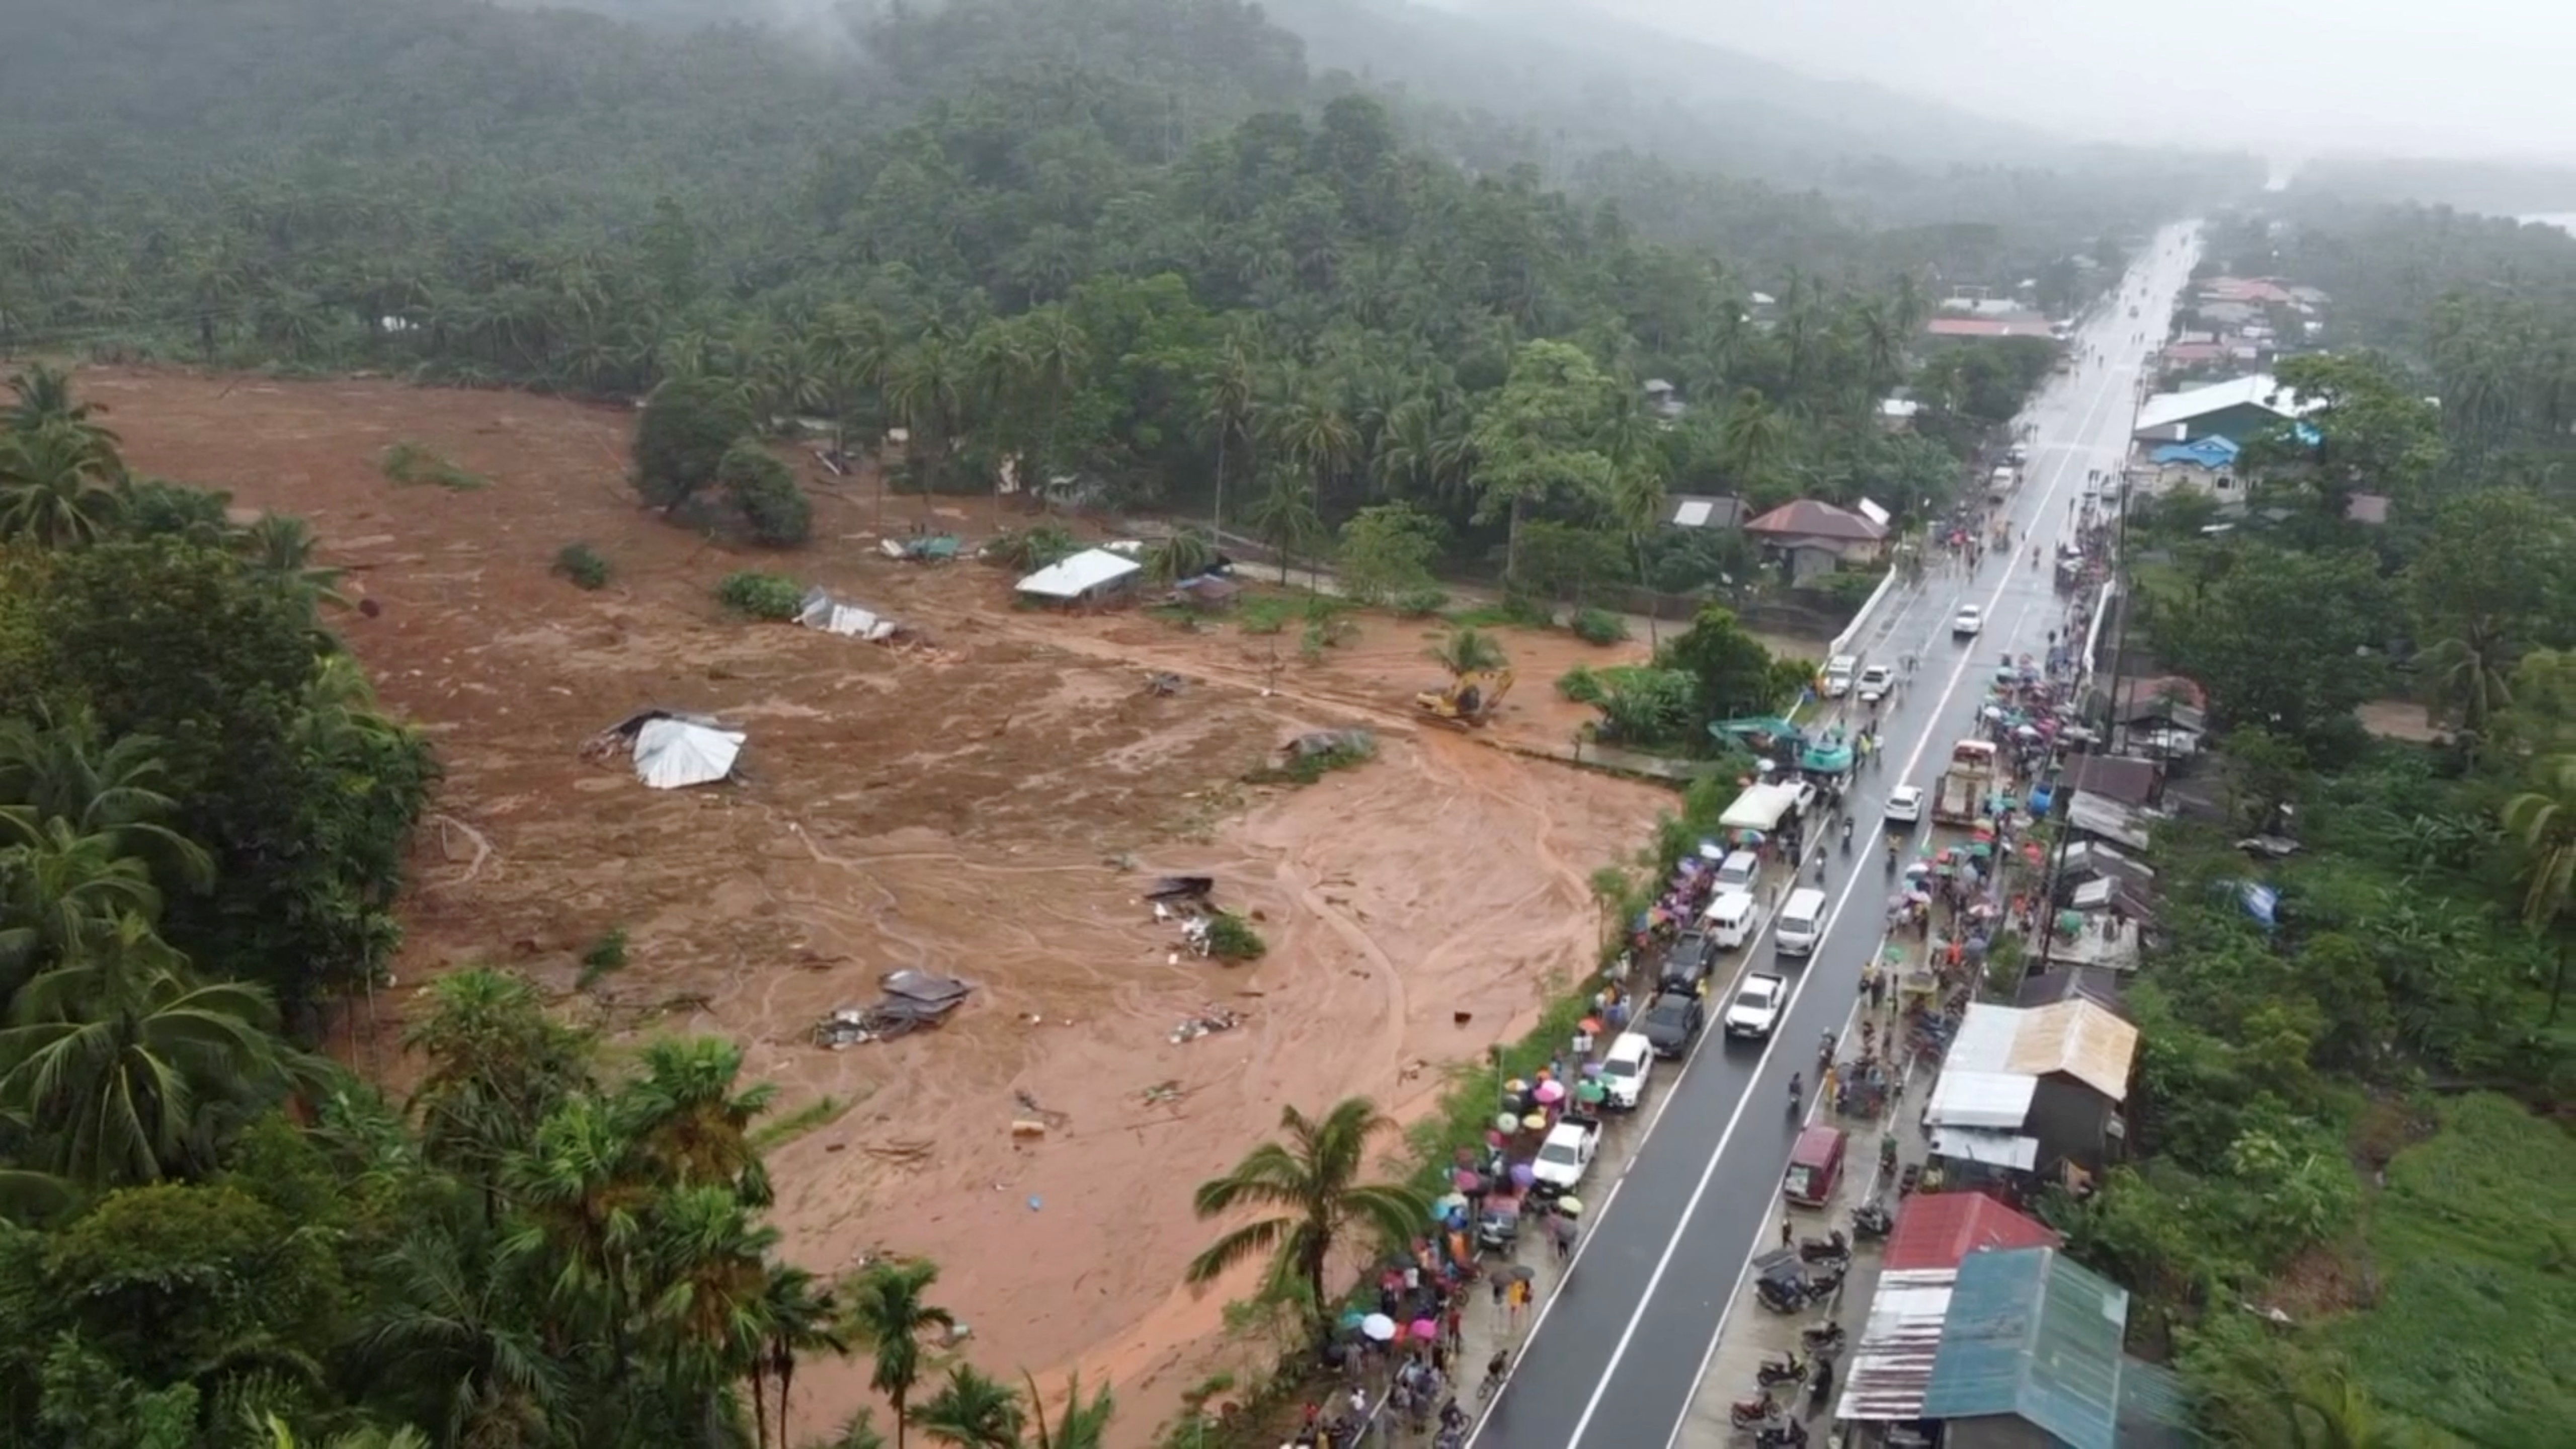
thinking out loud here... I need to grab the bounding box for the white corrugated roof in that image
[1838,1269,1959,1422]
[1927,1070,2038,1129]
[798,587,899,641]
[1016,547,1142,599]
[632,718,744,789]
[1945,1004,2027,1074]
[2132,373,2320,435]
[2009,1000,2138,1102]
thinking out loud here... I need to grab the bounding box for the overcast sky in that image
[1585,0,2576,161]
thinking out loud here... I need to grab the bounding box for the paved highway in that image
[1473,224,2200,1449]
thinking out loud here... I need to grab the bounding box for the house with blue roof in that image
[2139,434,2242,504]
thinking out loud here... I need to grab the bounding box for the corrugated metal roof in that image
[2009,1000,2138,1102]
[1835,1268,1957,1422]
[1920,1248,2131,1449]
[2132,372,2319,435]
[1926,1070,2037,1130]
[1883,1193,2061,1272]
[1016,547,1141,598]
[1945,1004,2026,1074]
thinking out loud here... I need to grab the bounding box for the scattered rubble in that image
[1170,1005,1243,1043]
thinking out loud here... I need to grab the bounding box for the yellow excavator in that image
[1416,668,1514,729]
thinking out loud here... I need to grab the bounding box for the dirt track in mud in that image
[88,367,1677,1441]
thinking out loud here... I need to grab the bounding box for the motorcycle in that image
[1850,1200,1894,1241]
[1755,1421,1812,1449]
[1799,1228,1850,1264]
[1800,1321,1847,1352]
[1729,1391,1781,1430]
[1755,1351,1809,1389]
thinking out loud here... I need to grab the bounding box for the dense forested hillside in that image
[0,0,2106,591]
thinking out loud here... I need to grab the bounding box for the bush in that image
[577,927,629,990]
[1392,587,1450,619]
[1203,910,1267,961]
[1572,607,1629,645]
[715,571,802,620]
[553,543,611,590]
[381,440,491,491]
[986,524,1080,572]
[1557,665,1605,704]
[717,439,812,547]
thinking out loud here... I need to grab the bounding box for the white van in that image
[1714,849,1761,895]
[1822,655,1859,698]
[1598,1032,1654,1110]
[1775,887,1828,956]
[1703,891,1758,950]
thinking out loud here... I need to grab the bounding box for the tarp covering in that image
[633,717,744,789]
[1017,547,1142,599]
[1920,1248,2136,1449]
[1719,782,1800,832]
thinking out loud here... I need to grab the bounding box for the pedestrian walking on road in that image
[1781,1217,1794,1249]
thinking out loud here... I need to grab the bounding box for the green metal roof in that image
[1918,1247,2132,1449]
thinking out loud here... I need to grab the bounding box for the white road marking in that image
[1547,264,2166,1449]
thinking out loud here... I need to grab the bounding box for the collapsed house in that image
[797,586,911,643]
[584,709,746,789]
[816,970,974,1046]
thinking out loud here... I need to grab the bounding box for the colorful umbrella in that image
[1533,1079,1567,1105]
[1579,1017,1604,1034]
[1411,1318,1439,1342]
[1574,1079,1606,1105]
[1556,1195,1585,1218]
[1492,1113,1519,1135]
[1361,1313,1397,1342]
[1340,1308,1369,1332]
[1509,1163,1536,1189]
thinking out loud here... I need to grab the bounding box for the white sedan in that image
[1856,665,1894,703]
[1884,785,1925,824]
[1952,604,1985,637]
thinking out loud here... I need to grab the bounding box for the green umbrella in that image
[1575,1079,1606,1105]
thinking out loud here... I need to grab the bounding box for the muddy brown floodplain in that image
[89,367,1673,1442]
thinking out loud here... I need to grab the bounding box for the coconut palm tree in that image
[404,968,594,1210]
[2422,628,2511,753]
[2502,753,2576,1024]
[914,1365,1023,1449]
[840,1258,955,1449]
[1023,1371,1113,1449]
[0,813,172,987]
[238,512,349,607]
[627,1035,777,1197]
[0,706,213,895]
[0,914,292,1188]
[1243,464,1326,587]
[754,1264,846,1449]
[1427,627,1508,681]
[1184,1097,1431,1315]
[1199,337,1261,538]
[1717,389,1789,495]
[506,1095,654,1352]
[355,1219,562,1449]
[643,1185,779,1443]
[7,364,116,441]
[0,418,125,546]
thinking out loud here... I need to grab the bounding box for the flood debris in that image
[1169,1004,1243,1043]
[1283,728,1376,759]
[1142,671,1187,696]
[816,969,974,1046]
[582,709,745,789]
[879,533,961,562]
[797,586,912,643]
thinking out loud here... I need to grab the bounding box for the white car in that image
[1530,1115,1601,1191]
[1855,665,1894,703]
[1821,654,1859,698]
[1597,1031,1654,1110]
[1952,604,1985,637]
[1723,973,1788,1038]
[1884,785,1925,824]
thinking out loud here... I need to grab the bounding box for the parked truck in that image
[1933,739,1998,825]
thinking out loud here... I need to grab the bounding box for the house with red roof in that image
[1742,499,1886,582]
